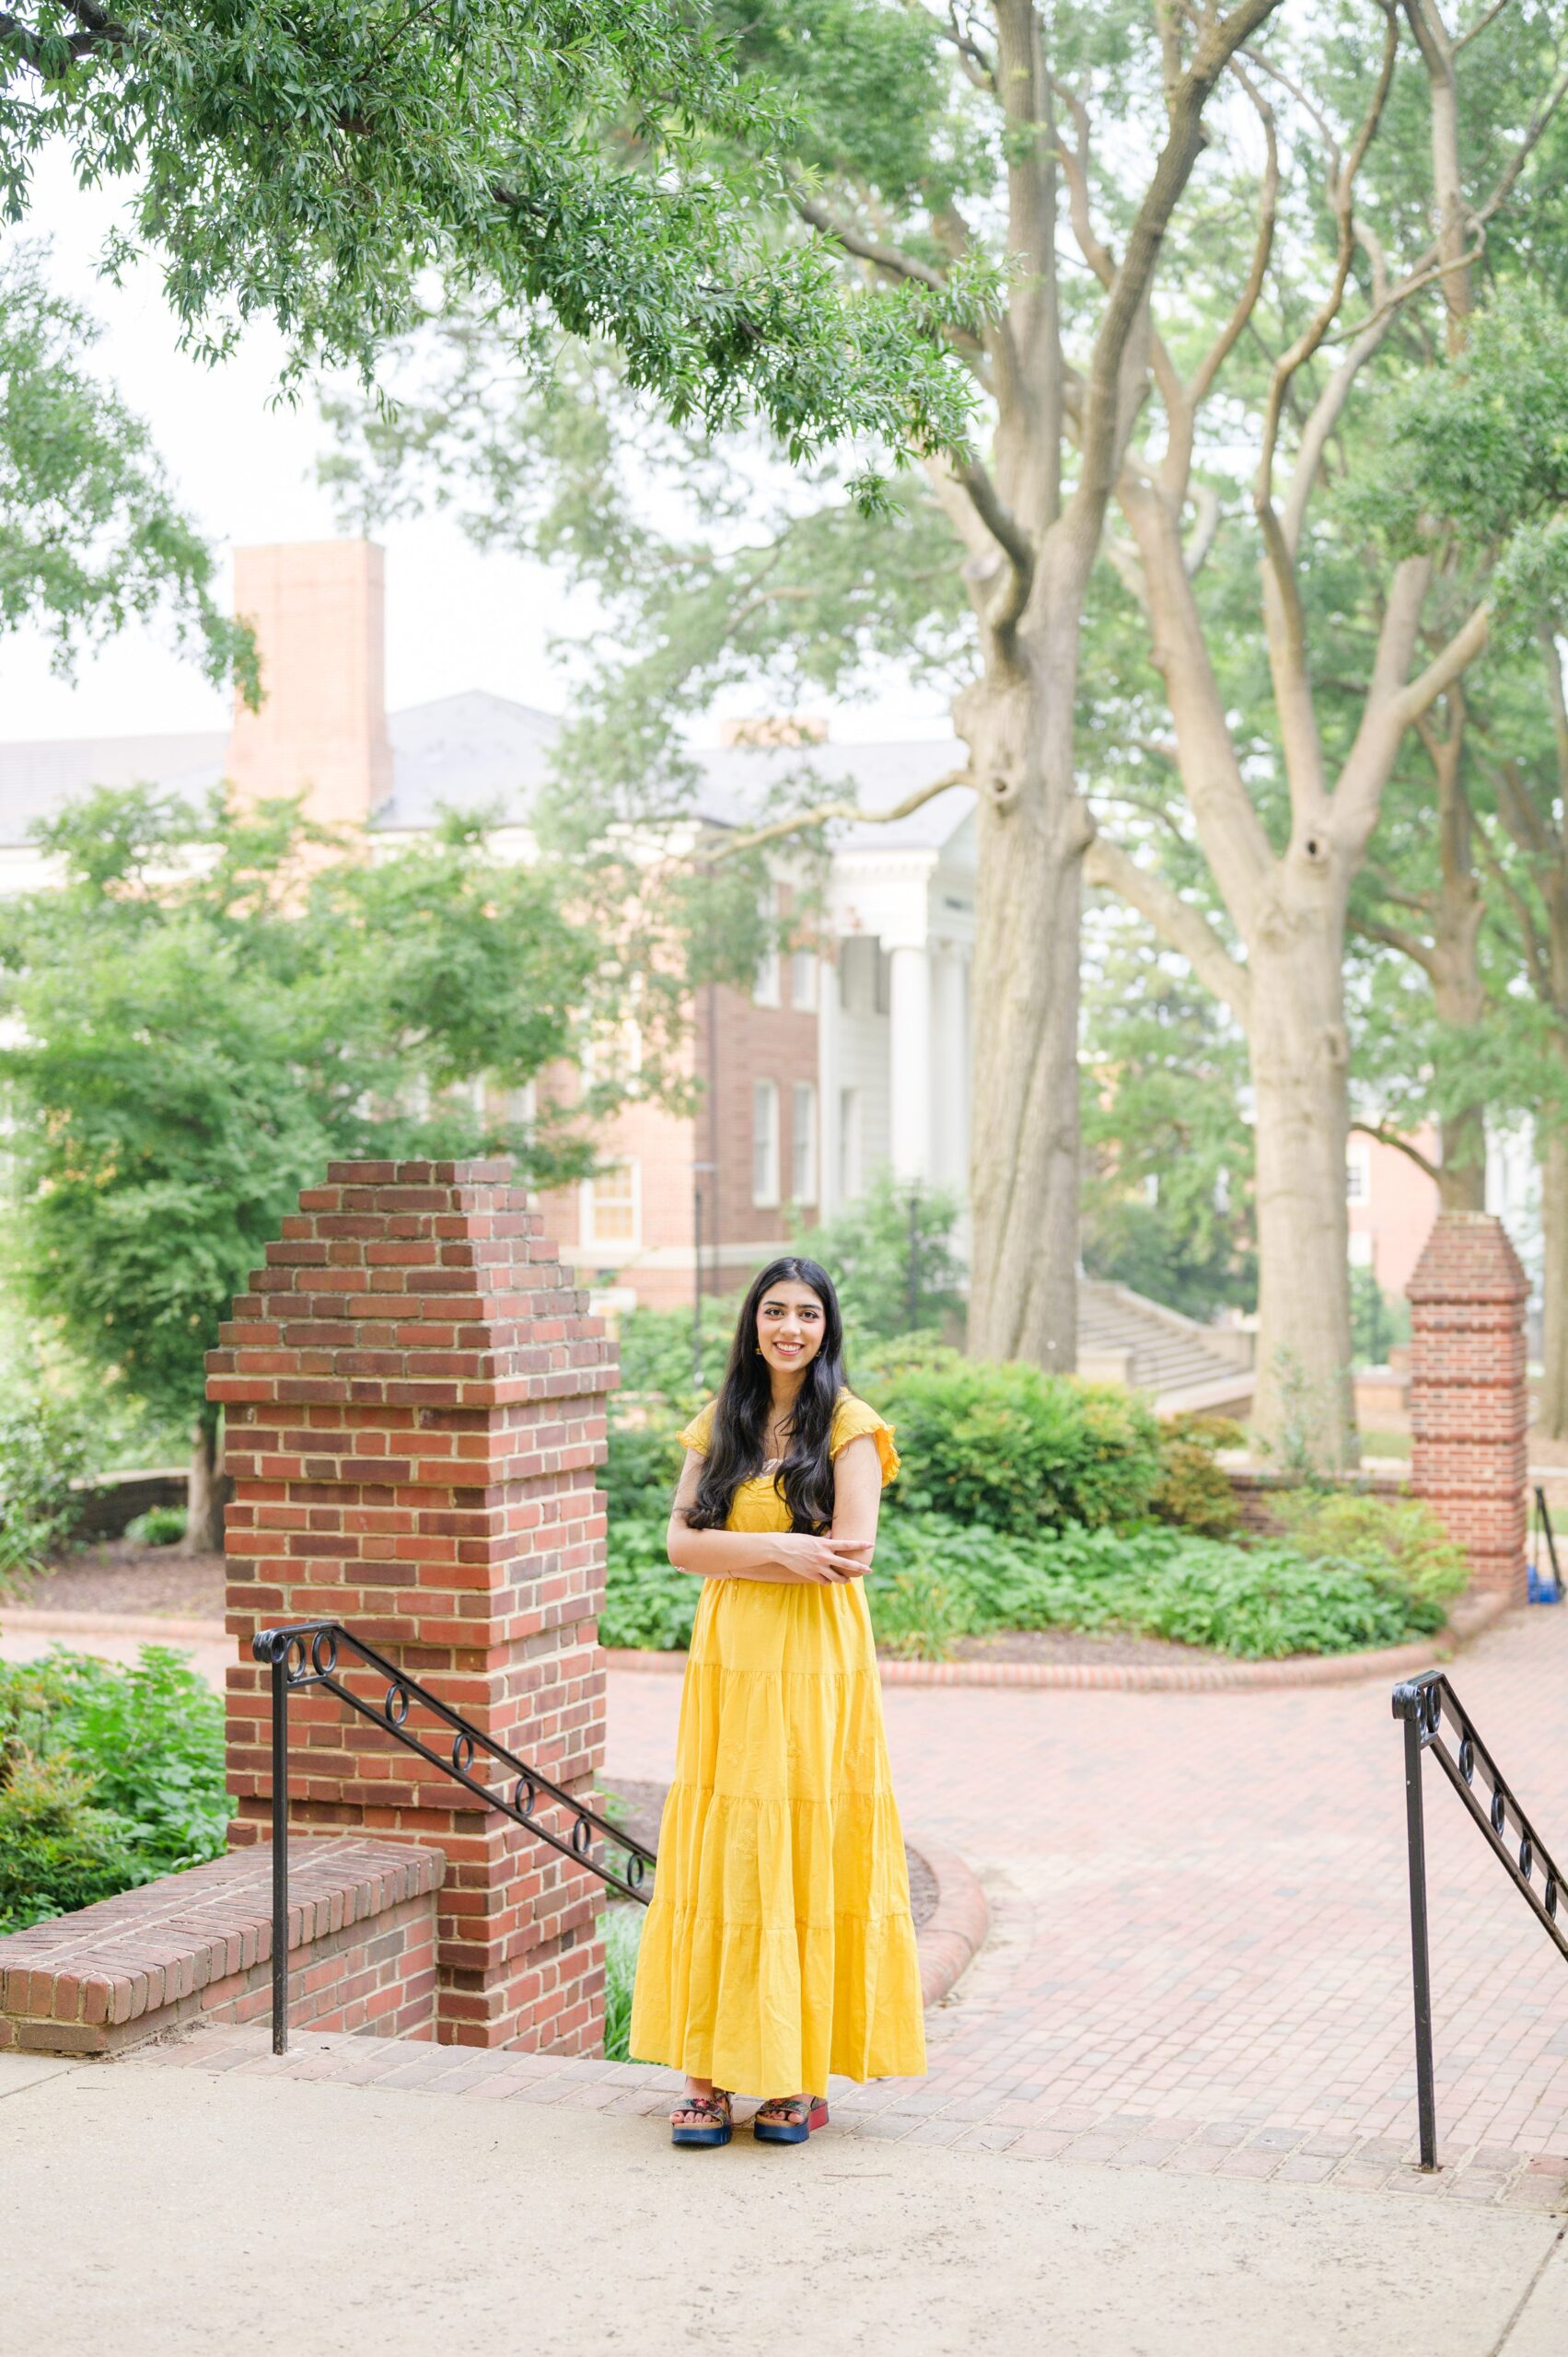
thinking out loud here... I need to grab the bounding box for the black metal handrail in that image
[251,1620,657,2055]
[1391,1668,1568,2169]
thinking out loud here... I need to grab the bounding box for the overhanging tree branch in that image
[691,768,974,865]
[1084,830,1253,1023]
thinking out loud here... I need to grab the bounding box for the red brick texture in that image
[210,1158,619,2053]
[1407,1213,1528,1605]
[0,1838,441,2056]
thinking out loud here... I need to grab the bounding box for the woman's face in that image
[755,1280,827,1380]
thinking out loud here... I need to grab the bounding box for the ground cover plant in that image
[598,1309,1461,1663]
[0,1646,232,1932]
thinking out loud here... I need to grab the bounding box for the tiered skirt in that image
[628,1574,928,2095]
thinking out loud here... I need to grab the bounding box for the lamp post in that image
[691,1160,717,1388]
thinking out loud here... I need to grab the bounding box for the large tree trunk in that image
[184,1420,226,1556]
[961,616,1088,1372]
[1249,910,1358,1469]
[1539,1055,1568,1438]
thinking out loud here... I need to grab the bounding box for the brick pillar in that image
[211,1159,618,2052]
[1407,1212,1528,1606]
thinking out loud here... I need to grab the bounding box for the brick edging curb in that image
[0,1608,226,1643]
[911,1832,988,2008]
[604,1592,1513,1694]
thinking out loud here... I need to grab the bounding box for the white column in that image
[817,938,842,1219]
[888,943,933,1180]
[930,946,969,1192]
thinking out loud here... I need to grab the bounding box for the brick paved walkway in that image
[599,1601,1568,2194]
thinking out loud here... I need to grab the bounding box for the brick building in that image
[0,540,976,1311]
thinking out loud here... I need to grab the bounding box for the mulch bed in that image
[935,1627,1237,1669]
[604,1776,938,1931]
[23,1541,226,1620]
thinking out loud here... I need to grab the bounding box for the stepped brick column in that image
[211,1160,618,2051]
[1407,1212,1528,1606]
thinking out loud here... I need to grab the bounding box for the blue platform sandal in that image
[753,2094,829,2145]
[670,2088,733,2148]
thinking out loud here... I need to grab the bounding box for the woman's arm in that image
[828,1432,884,1562]
[666,1448,873,1585]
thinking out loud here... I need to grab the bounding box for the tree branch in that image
[1350,1120,1441,1183]
[1351,911,1440,979]
[692,769,974,865]
[1084,831,1253,1022]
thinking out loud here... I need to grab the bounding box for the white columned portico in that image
[818,939,842,1219]
[888,942,933,1180]
[930,945,970,1193]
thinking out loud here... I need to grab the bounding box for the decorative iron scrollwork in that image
[251,1620,656,1908]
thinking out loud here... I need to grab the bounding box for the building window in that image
[582,1160,640,1248]
[1346,1144,1370,1205]
[753,888,782,1006]
[753,1080,781,1206]
[840,1086,862,1201]
[791,1082,818,1203]
[790,946,819,1013]
[1348,1230,1376,1269]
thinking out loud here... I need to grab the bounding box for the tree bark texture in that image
[185,1421,226,1556]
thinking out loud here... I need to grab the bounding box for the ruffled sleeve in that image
[830,1392,900,1488]
[677,1399,717,1456]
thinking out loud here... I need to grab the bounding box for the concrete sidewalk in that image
[2,2048,1565,2356]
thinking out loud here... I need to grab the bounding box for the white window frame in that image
[791,1081,818,1204]
[839,1086,863,1201]
[789,946,819,1013]
[1346,1143,1371,1205]
[752,1079,781,1206]
[580,1158,642,1249]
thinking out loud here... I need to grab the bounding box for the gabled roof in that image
[0,730,228,844]
[0,691,975,859]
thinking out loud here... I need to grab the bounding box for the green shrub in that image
[867,1361,1162,1536]
[601,1421,686,1524]
[601,1903,644,2063]
[1151,1413,1244,1538]
[1270,1490,1469,1618]
[0,1385,95,1591]
[0,1751,141,1931]
[865,1549,973,1664]
[0,1647,233,1930]
[868,1514,1437,1659]
[126,1504,188,1548]
[601,1520,698,1652]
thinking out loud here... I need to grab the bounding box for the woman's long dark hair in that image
[687,1256,848,1533]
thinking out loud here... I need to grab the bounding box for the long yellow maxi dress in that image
[629,1390,928,2096]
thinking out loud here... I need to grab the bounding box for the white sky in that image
[3,150,955,750]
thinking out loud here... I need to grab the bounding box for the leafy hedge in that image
[599,1507,1449,1664]
[0,1647,233,1932]
[862,1357,1164,1535]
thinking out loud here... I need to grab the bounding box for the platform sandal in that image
[669,2088,733,2148]
[752,2094,829,2145]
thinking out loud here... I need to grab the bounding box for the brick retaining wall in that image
[0,1837,442,2057]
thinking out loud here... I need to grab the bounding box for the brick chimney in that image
[227,541,393,826]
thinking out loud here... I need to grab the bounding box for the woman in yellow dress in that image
[629,1254,927,2147]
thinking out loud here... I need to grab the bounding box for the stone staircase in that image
[1076,1279,1255,1417]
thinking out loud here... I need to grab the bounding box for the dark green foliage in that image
[1268,1490,1468,1620]
[125,1505,187,1549]
[2,4,973,465]
[865,1517,1443,1663]
[601,1424,687,1528]
[0,1381,94,1589]
[612,1299,738,1411]
[0,1752,141,1931]
[601,1519,698,1653]
[0,791,611,1441]
[0,247,256,691]
[0,1646,232,1931]
[1150,1414,1244,1538]
[797,1171,966,1342]
[867,1362,1163,1537]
